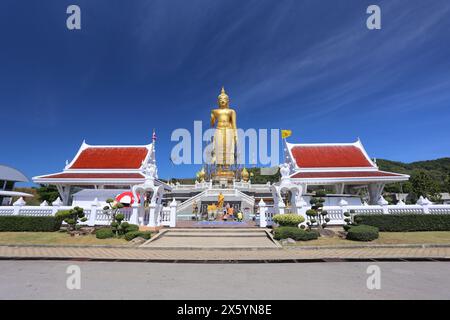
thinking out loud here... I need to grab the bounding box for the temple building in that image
[33,139,169,205]
[281,139,409,205]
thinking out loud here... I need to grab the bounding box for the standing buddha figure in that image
[210,87,237,177]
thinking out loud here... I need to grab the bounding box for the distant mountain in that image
[377,158,450,181]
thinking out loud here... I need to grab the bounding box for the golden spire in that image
[241,167,250,182]
[218,86,229,100]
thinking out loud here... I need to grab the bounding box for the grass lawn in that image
[286,231,450,246]
[0,232,129,246]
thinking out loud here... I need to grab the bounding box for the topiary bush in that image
[56,207,87,231]
[306,190,329,229]
[354,214,450,232]
[272,214,305,227]
[346,225,379,241]
[273,226,319,241]
[0,216,63,232]
[95,228,114,239]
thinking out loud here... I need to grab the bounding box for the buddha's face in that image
[218,96,229,108]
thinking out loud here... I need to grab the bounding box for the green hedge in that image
[272,214,305,227]
[354,214,450,232]
[0,215,62,232]
[346,225,379,241]
[95,228,114,239]
[124,231,152,241]
[273,226,319,241]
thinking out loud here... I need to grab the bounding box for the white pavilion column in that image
[368,183,384,205]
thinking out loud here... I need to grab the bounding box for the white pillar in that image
[13,197,26,215]
[169,198,177,228]
[377,196,390,214]
[278,201,286,215]
[295,196,308,225]
[259,199,267,228]
[88,198,99,226]
[147,203,157,227]
[130,203,140,225]
[417,196,431,214]
[51,197,63,215]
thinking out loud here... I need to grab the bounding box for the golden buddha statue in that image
[210,87,237,180]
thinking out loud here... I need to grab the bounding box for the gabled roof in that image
[286,140,376,170]
[66,141,152,170]
[33,140,155,185]
[284,139,409,183]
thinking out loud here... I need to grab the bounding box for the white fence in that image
[1,197,177,228]
[258,196,450,227]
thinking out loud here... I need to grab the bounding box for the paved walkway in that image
[1,245,450,262]
[142,228,279,249]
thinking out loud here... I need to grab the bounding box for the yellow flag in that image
[281,129,292,139]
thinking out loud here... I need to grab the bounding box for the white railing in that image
[258,196,450,227]
[1,197,178,228]
[159,207,171,226]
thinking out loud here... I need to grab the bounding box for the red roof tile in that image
[38,173,145,179]
[291,145,373,168]
[291,171,404,179]
[69,147,148,169]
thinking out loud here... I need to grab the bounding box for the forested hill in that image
[377,158,450,180]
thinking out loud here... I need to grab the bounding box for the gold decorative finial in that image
[218,86,229,100]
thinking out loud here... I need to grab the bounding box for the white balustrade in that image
[266,197,450,227]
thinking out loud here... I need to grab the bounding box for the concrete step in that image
[164,232,268,237]
[141,228,280,249]
[170,228,266,233]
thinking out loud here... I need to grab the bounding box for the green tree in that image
[410,170,440,199]
[36,185,59,203]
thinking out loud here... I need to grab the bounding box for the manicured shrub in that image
[273,226,319,241]
[95,228,114,239]
[354,214,450,232]
[346,225,379,241]
[56,207,87,231]
[124,224,139,232]
[0,216,62,232]
[306,190,329,229]
[272,214,305,227]
[343,224,352,232]
[124,231,152,241]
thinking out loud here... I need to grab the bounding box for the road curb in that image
[1,243,450,250]
[0,255,449,264]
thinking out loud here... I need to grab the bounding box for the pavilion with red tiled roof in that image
[33,140,168,205]
[283,139,409,204]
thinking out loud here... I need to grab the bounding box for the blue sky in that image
[1,0,450,185]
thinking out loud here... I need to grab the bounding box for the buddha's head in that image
[217,87,229,109]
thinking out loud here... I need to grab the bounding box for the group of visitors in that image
[192,200,244,222]
[222,203,243,222]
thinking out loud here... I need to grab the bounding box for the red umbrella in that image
[115,191,140,205]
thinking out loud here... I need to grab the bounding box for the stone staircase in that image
[140,228,280,249]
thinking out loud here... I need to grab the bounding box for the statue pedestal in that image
[212,173,234,188]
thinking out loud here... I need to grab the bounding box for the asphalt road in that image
[0,260,449,299]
